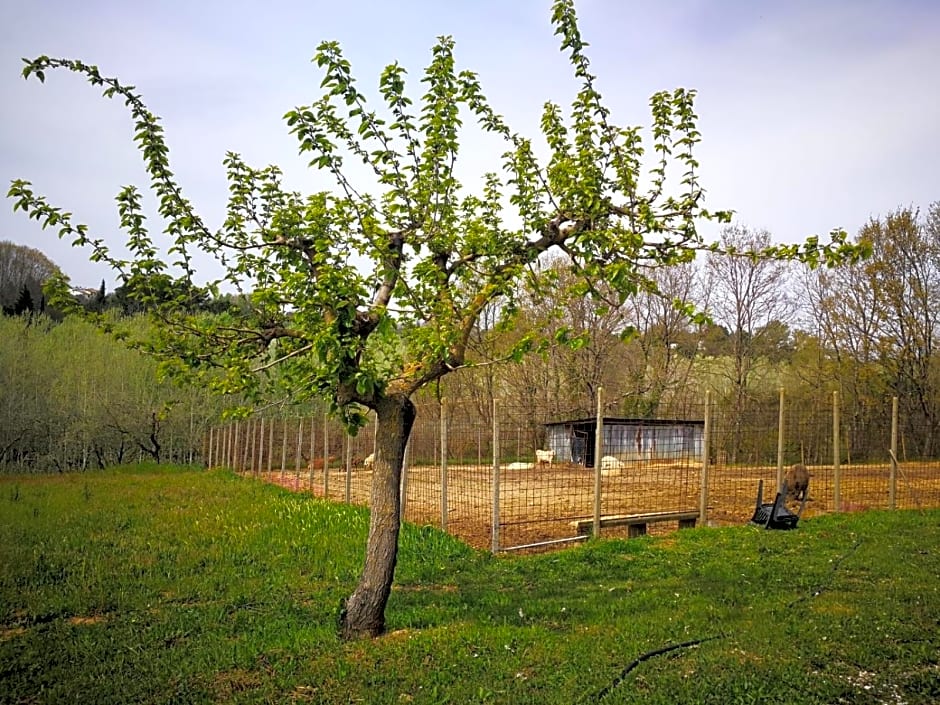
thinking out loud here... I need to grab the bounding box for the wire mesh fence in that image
[207,389,940,552]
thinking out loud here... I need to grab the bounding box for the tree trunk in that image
[340,392,415,639]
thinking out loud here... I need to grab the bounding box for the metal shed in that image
[543,416,705,468]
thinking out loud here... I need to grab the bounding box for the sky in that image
[1,0,938,290]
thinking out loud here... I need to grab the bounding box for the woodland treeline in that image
[433,204,940,465]
[2,203,939,471]
[0,314,236,471]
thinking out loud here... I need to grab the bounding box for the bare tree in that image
[622,262,703,416]
[864,207,940,454]
[706,225,796,462]
[0,241,59,312]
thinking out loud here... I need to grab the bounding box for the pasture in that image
[4,465,935,703]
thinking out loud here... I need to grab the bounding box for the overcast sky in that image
[1,0,938,289]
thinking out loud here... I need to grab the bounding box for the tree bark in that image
[340,391,415,639]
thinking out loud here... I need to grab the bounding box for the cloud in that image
[1,0,938,288]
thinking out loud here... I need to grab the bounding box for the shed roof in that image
[544,416,704,428]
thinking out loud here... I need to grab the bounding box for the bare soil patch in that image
[255,459,940,550]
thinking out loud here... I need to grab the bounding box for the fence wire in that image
[208,391,940,552]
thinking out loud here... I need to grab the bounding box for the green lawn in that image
[1,466,938,704]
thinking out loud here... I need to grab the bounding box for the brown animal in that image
[785,463,810,501]
[305,455,338,470]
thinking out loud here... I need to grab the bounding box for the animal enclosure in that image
[207,391,940,551]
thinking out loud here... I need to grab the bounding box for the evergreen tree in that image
[13,284,34,315]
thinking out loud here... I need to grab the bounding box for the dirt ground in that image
[256,459,940,551]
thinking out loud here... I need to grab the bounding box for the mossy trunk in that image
[340,392,415,639]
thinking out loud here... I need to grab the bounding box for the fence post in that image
[492,398,500,553]
[401,439,410,522]
[890,396,898,510]
[266,419,274,477]
[323,413,330,498]
[294,418,304,490]
[207,427,214,469]
[833,391,841,512]
[230,423,236,468]
[252,419,259,476]
[593,387,604,538]
[308,419,317,489]
[344,430,352,504]
[700,390,712,524]
[280,418,289,483]
[776,388,785,492]
[373,413,379,459]
[441,398,449,532]
[257,418,265,478]
[241,420,248,474]
[232,421,241,472]
[243,420,251,470]
[248,419,256,475]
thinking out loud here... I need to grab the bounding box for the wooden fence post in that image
[307,419,316,490]
[232,421,240,472]
[257,418,265,478]
[890,396,898,510]
[344,430,352,504]
[266,419,274,477]
[833,391,841,512]
[441,398,449,532]
[323,413,330,498]
[294,418,304,490]
[700,390,712,524]
[401,438,410,522]
[252,419,259,475]
[242,421,251,470]
[373,413,379,459]
[776,388,785,492]
[592,387,604,538]
[248,419,255,475]
[212,426,217,468]
[222,424,229,468]
[280,418,288,483]
[492,398,500,553]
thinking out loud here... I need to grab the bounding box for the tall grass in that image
[2,465,938,704]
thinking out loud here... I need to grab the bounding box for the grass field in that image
[2,465,938,704]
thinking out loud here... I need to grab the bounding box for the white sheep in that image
[363,452,375,468]
[535,449,555,466]
[600,455,625,477]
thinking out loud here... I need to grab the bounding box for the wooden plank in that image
[571,510,699,536]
